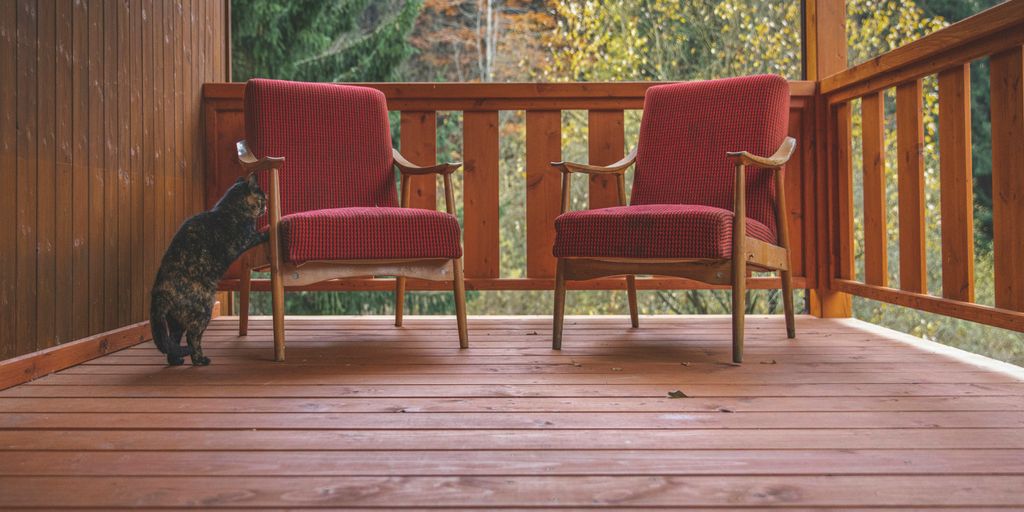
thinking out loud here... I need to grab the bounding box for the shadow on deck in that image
[1,315,1023,509]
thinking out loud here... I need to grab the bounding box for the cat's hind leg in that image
[186,324,211,366]
[165,317,190,366]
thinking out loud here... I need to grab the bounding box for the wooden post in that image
[804,0,852,317]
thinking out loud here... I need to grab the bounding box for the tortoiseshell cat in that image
[150,173,268,365]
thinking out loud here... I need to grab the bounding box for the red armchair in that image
[236,79,468,361]
[551,75,796,363]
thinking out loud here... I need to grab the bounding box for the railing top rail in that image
[820,0,1024,103]
[204,80,817,102]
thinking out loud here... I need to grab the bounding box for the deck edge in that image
[836,317,1024,381]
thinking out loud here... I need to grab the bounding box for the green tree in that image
[231,0,422,82]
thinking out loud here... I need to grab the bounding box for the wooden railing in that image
[203,81,818,292]
[820,0,1024,331]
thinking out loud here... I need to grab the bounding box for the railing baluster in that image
[896,80,927,294]
[861,92,888,287]
[835,102,855,282]
[462,111,500,278]
[525,110,561,278]
[938,64,975,302]
[990,46,1024,311]
[399,111,437,210]
[587,110,625,209]
[787,107,807,279]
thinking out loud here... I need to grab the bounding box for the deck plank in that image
[0,315,1021,509]
[2,475,1024,508]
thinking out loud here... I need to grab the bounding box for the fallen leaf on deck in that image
[718,407,735,413]
[611,367,623,371]
[526,331,538,335]
[760,359,778,364]
[680,362,691,367]
[667,390,688,398]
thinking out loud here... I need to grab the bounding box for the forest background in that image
[231,0,1022,365]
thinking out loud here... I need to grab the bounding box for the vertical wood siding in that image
[0,0,229,360]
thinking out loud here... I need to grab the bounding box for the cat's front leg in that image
[241,229,269,252]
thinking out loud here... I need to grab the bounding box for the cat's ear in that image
[245,172,259,189]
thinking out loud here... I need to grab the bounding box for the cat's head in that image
[218,172,267,219]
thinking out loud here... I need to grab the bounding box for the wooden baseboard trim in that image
[0,321,151,391]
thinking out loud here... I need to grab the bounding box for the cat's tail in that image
[150,311,172,355]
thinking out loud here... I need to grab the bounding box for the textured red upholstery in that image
[631,75,790,238]
[553,204,775,259]
[244,78,463,264]
[244,79,399,227]
[280,207,462,263]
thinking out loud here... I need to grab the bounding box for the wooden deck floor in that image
[1,315,1023,509]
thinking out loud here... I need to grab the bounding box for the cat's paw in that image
[167,356,185,366]
[191,356,211,366]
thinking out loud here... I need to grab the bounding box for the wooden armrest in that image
[551,147,637,175]
[237,140,284,172]
[727,137,796,169]
[393,148,461,176]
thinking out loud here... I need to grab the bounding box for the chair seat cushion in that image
[279,207,462,264]
[553,204,776,259]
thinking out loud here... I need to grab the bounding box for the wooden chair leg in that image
[238,258,251,336]
[452,259,468,349]
[732,257,746,364]
[626,275,639,328]
[552,259,567,350]
[269,256,286,363]
[781,268,796,338]
[394,277,406,327]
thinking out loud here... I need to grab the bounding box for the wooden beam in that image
[0,321,150,391]
[821,1,1024,100]
[802,0,847,81]
[896,80,927,294]
[219,276,808,292]
[937,64,975,302]
[834,280,1024,333]
[990,46,1024,311]
[804,0,852,317]
[202,82,818,114]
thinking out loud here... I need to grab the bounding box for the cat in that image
[150,173,268,366]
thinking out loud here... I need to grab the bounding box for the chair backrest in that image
[244,79,398,224]
[631,74,790,237]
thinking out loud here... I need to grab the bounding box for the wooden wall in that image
[0,0,230,361]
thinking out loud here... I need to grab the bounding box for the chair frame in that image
[236,141,468,361]
[551,137,797,363]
